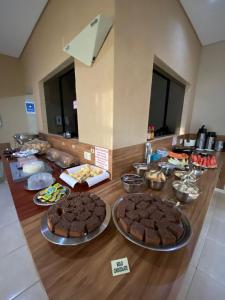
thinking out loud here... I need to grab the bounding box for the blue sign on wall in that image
[25,101,36,114]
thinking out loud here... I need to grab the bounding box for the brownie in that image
[116,203,126,219]
[94,207,106,221]
[86,216,101,233]
[77,211,92,221]
[151,210,164,221]
[54,219,71,237]
[136,209,149,219]
[145,228,160,246]
[47,214,60,232]
[70,221,86,238]
[96,199,106,207]
[63,212,75,222]
[126,210,140,221]
[123,200,135,211]
[158,228,176,246]
[119,217,133,233]
[87,202,96,212]
[167,223,184,241]
[140,218,155,229]
[130,222,145,241]
[136,201,149,210]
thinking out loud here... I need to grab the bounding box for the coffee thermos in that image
[205,132,216,151]
[195,125,207,150]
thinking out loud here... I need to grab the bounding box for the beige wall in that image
[0,54,24,97]
[0,96,38,145]
[190,41,225,135]
[113,0,201,148]
[20,0,114,149]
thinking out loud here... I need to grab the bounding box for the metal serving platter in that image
[41,202,111,246]
[33,186,71,207]
[112,196,192,252]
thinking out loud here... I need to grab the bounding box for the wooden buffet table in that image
[2,153,225,300]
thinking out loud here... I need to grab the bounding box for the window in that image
[44,64,78,138]
[148,65,185,137]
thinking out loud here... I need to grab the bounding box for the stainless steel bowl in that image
[148,179,166,191]
[121,174,146,193]
[133,163,149,177]
[172,181,200,203]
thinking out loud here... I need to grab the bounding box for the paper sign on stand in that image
[95,146,109,171]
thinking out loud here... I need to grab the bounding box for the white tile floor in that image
[0,181,48,300]
[177,189,225,300]
[1,180,225,300]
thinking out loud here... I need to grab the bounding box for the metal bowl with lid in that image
[172,180,200,203]
[121,174,146,193]
[133,163,149,177]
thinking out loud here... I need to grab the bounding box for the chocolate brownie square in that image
[94,206,106,221]
[96,199,106,207]
[54,219,71,237]
[116,203,126,219]
[119,217,133,233]
[126,210,140,222]
[47,214,60,232]
[158,228,176,246]
[150,210,164,221]
[130,222,145,241]
[145,228,160,246]
[70,221,86,238]
[77,210,92,221]
[63,212,75,222]
[136,209,149,219]
[86,216,101,233]
[123,200,135,211]
[167,223,184,241]
[86,202,96,212]
[136,201,149,210]
[140,218,155,229]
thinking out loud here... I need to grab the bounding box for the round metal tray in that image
[33,186,71,206]
[112,196,192,252]
[41,202,111,246]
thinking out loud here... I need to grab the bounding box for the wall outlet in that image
[84,151,91,161]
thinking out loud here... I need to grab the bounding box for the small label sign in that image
[111,257,130,277]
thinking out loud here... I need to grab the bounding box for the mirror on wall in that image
[148,65,185,137]
[44,64,78,138]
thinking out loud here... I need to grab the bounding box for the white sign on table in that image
[95,146,109,171]
[111,257,130,277]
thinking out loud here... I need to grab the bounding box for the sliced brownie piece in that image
[130,222,145,241]
[86,216,101,233]
[119,217,133,233]
[116,203,126,219]
[151,210,164,221]
[96,199,106,207]
[77,210,92,221]
[86,202,96,212]
[158,228,176,246]
[63,212,75,222]
[136,209,149,219]
[136,201,149,210]
[94,206,106,221]
[47,214,60,232]
[140,218,155,229]
[145,228,160,246]
[147,206,157,215]
[123,200,135,211]
[126,210,140,222]
[70,221,86,238]
[167,223,184,241]
[54,219,71,237]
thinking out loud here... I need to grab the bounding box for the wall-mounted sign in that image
[95,146,109,171]
[25,100,36,114]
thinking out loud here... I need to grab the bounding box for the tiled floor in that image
[1,180,225,300]
[177,189,225,300]
[0,181,48,300]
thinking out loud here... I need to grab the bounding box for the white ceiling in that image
[0,0,48,57]
[180,0,225,46]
